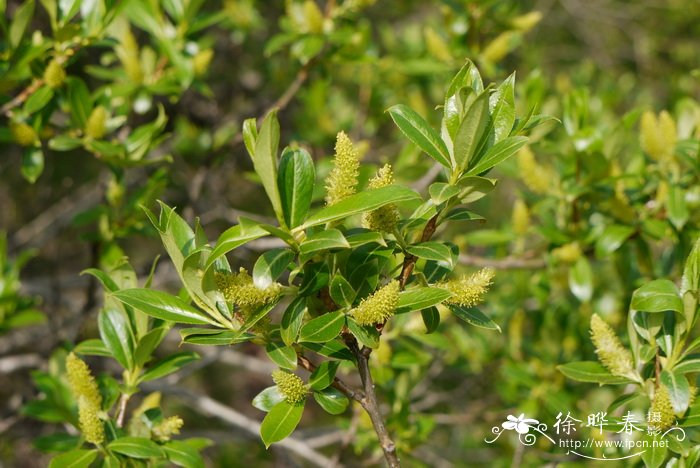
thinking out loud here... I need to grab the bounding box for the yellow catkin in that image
[440,268,495,307]
[152,416,184,442]
[352,280,400,326]
[193,49,214,75]
[85,106,107,139]
[272,370,307,404]
[10,122,38,146]
[481,31,515,63]
[552,242,581,263]
[640,110,676,162]
[511,11,542,31]
[517,146,550,194]
[511,198,530,235]
[117,29,143,84]
[128,392,162,438]
[424,27,452,62]
[65,353,104,445]
[362,164,399,232]
[43,59,66,88]
[590,314,636,379]
[658,111,677,159]
[649,385,675,431]
[325,131,360,206]
[215,268,281,315]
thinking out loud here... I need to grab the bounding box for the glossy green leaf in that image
[674,358,700,374]
[98,308,136,370]
[466,136,527,175]
[260,401,305,448]
[253,248,294,288]
[163,440,205,468]
[9,0,34,48]
[139,351,199,383]
[252,386,285,412]
[387,104,451,168]
[281,297,307,346]
[640,433,667,468]
[668,185,688,230]
[406,242,454,267]
[300,185,419,229]
[308,361,340,391]
[266,342,297,370]
[134,326,170,367]
[48,449,97,468]
[24,86,54,114]
[205,223,268,272]
[21,148,44,183]
[179,328,253,346]
[67,78,91,128]
[112,289,217,325]
[250,110,283,224]
[302,340,355,361]
[458,176,497,203]
[108,437,164,459]
[454,90,490,171]
[557,361,632,384]
[421,307,440,333]
[397,288,451,313]
[48,135,82,151]
[298,312,345,343]
[329,274,356,308]
[73,339,111,357]
[595,224,635,257]
[242,118,257,156]
[489,73,516,142]
[449,304,500,331]
[299,229,350,256]
[660,370,691,414]
[631,279,683,314]
[444,207,485,222]
[429,183,461,204]
[278,147,315,228]
[313,387,349,415]
[346,318,379,348]
[569,256,593,302]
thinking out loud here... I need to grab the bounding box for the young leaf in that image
[406,242,455,267]
[429,183,461,205]
[387,104,451,168]
[313,387,349,415]
[48,449,97,468]
[163,440,205,468]
[253,248,294,288]
[205,224,268,272]
[250,110,284,225]
[631,279,683,315]
[421,307,440,333]
[329,274,356,308]
[397,288,452,313]
[453,90,490,171]
[281,297,307,346]
[449,305,500,331]
[260,401,305,447]
[347,318,380,348]
[253,386,285,412]
[594,224,635,257]
[569,256,593,303]
[660,370,691,414]
[108,437,165,459]
[278,147,315,228]
[557,361,632,384]
[466,136,527,175]
[112,289,219,326]
[308,361,340,391]
[298,312,345,343]
[299,229,350,256]
[266,342,297,370]
[98,308,136,370]
[138,352,200,383]
[489,73,516,142]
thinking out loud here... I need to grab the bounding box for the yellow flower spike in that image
[649,385,675,431]
[440,268,495,308]
[66,353,104,445]
[658,110,677,158]
[325,131,360,206]
[640,110,677,162]
[215,268,281,316]
[193,49,214,76]
[85,106,108,139]
[43,59,66,88]
[272,370,307,405]
[552,242,581,264]
[116,29,143,84]
[362,164,399,232]
[352,280,400,326]
[589,314,636,380]
[152,416,184,442]
[517,146,551,194]
[10,122,38,147]
[511,199,530,236]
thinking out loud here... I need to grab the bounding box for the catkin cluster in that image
[272,370,307,404]
[517,146,552,194]
[352,280,400,326]
[66,353,104,445]
[640,110,676,162]
[215,268,281,316]
[589,314,636,380]
[325,131,360,206]
[649,385,675,431]
[362,164,399,232]
[439,268,495,308]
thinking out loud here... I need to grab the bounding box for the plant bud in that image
[352,280,400,326]
[272,370,307,404]
[10,122,38,147]
[215,268,281,316]
[362,164,399,232]
[85,106,108,139]
[152,416,184,442]
[511,198,530,235]
[43,59,66,88]
[589,314,636,380]
[66,353,104,445]
[649,385,675,431]
[325,131,360,206]
[440,268,495,308]
[193,49,214,76]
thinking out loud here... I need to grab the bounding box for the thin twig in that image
[458,253,546,270]
[1,80,44,117]
[297,354,364,402]
[0,353,43,373]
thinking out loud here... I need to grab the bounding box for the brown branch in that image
[458,253,546,270]
[399,214,438,289]
[1,80,44,117]
[345,336,401,467]
[115,394,130,428]
[297,354,364,402]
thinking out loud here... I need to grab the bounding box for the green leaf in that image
[73,339,111,357]
[660,370,691,414]
[449,304,500,331]
[260,401,305,448]
[163,440,204,468]
[421,307,440,333]
[139,351,199,383]
[681,238,700,327]
[458,176,497,203]
[444,208,485,222]
[266,342,297,370]
[302,340,355,361]
[387,104,451,168]
[308,361,339,391]
[242,118,257,156]
[108,437,165,458]
[489,73,516,142]
[406,242,454,267]
[640,433,667,468]
[48,449,97,468]
[24,86,54,114]
[298,312,345,343]
[346,318,379,348]
[98,308,136,370]
[569,256,593,302]
[9,0,34,49]
[429,183,461,205]
[397,288,452,313]
[454,90,490,171]
[329,274,356,308]
[179,328,253,346]
[668,185,688,230]
[21,148,44,183]
[313,387,348,415]
[278,147,315,228]
[253,386,285,412]
[67,77,91,128]
[557,361,632,384]
[346,230,387,248]
[674,358,700,374]
[301,185,420,229]
[595,224,635,257]
[466,136,527,175]
[631,279,683,314]
[281,297,307,346]
[250,110,283,225]
[48,135,82,151]
[205,223,268,272]
[134,326,170,367]
[299,229,350,256]
[112,289,218,326]
[253,248,294,288]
